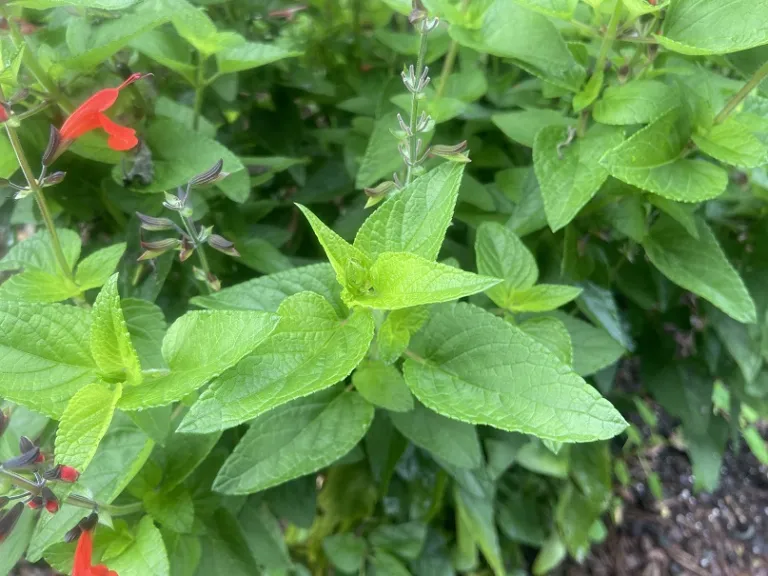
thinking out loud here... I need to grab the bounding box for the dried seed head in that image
[136,212,176,232]
[207,234,240,257]
[189,159,228,187]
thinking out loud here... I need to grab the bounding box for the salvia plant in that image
[0,0,767,574]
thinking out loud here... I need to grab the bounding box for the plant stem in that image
[193,52,207,131]
[180,215,213,293]
[1,8,74,114]
[405,31,429,186]
[594,0,623,83]
[0,87,73,280]
[435,0,469,99]
[714,60,768,125]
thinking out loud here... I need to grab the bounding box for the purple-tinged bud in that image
[0,503,24,542]
[42,125,62,167]
[42,487,59,514]
[138,238,182,261]
[428,141,471,163]
[207,234,240,257]
[136,212,176,232]
[189,159,228,187]
[42,171,67,187]
[3,446,41,469]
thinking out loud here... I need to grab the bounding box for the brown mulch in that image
[568,440,768,576]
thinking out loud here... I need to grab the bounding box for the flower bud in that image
[364,181,396,199]
[179,237,195,262]
[138,238,182,261]
[0,503,24,542]
[42,125,62,167]
[42,487,59,514]
[2,445,41,469]
[428,141,471,163]
[207,234,240,257]
[0,106,8,124]
[27,496,43,510]
[189,159,228,187]
[136,212,176,232]
[44,464,80,483]
[41,171,67,187]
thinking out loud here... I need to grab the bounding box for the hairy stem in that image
[715,60,768,125]
[180,215,213,293]
[405,31,429,186]
[0,87,73,280]
[193,53,207,131]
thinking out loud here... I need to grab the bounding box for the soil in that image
[568,434,768,576]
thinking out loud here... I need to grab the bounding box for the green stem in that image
[193,52,207,131]
[1,9,74,114]
[0,87,73,280]
[435,0,469,99]
[405,31,429,186]
[593,0,623,82]
[714,60,768,125]
[13,101,53,122]
[180,215,213,293]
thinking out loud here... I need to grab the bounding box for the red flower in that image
[59,73,146,152]
[73,529,118,576]
[0,106,7,123]
[59,465,80,483]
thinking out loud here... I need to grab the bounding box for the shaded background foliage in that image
[1,0,768,575]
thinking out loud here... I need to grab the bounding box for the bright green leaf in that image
[352,360,414,412]
[692,116,768,168]
[55,381,122,474]
[593,80,679,125]
[519,317,573,366]
[213,389,374,494]
[179,291,373,433]
[403,303,627,442]
[216,42,302,74]
[109,515,170,576]
[508,284,583,312]
[643,216,756,323]
[323,533,366,574]
[492,109,575,148]
[377,306,430,365]
[75,243,127,291]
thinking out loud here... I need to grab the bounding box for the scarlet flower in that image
[59,73,146,152]
[73,529,118,576]
[0,106,7,123]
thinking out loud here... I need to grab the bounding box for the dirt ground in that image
[568,439,768,576]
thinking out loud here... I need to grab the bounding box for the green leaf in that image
[533,533,566,575]
[349,252,500,310]
[600,111,728,202]
[389,402,482,469]
[191,263,345,317]
[552,312,626,377]
[55,381,122,474]
[0,229,82,303]
[573,70,603,113]
[122,298,167,371]
[75,243,127,291]
[109,515,170,576]
[647,196,699,239]
[131,29,196,85]
[709,307,762,384]
[475,221,538,308]
[179,291,373,433]
[197,510,259,576]
[692,116,768,168]
[371,550,411,576]
[492,109,575,148]
[516,439,568,478]
[161,429,222,490]
[235,237,293,275]
[512,0,577,18]
[355,112,403,189]
[238,498,292,572]
[534,125,624,231]
[369,522,426,560]
[119,309,279,409]
[508,284,583,312]
[593,80,679,125]
[91,274,142,384]
[0,45,24,87]
[143,486,195,534]
[121,117,249,203]
[323,533,367,574]
[519,317,573,366]
[450,0,585,91]
[622,0,669,16]
[352,360,414,412]
[404,303,627,442]
[453,479,505,576]
[213,389,374,494]
[355,162,465,261]
[28,415,153,561]
[642,216,756,323]
[0,508,34,576]
[659,0,768,56]
[0,134,17,178]
[296,204,373,294]
[58,1,171,70]
[14,0,139,8]
[377,306,430,365]
[216,41,301,74]
[0,301,95,418]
